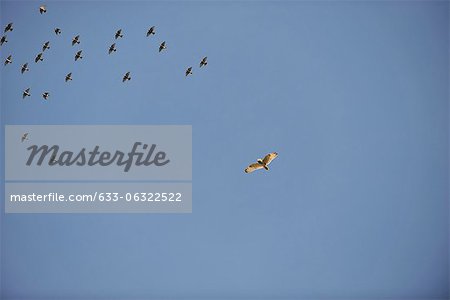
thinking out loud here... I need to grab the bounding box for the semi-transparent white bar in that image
[5,183,192,213]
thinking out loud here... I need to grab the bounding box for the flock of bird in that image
[1,4,209,102]
[7,5,278,174]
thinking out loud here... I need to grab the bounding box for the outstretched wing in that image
[262,152,278,165]
[245,163,264,174]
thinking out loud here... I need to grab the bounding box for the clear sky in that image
[1,1,449,299]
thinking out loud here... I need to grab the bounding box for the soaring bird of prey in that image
[4,23,13,33]
[108,43,116,54]
[146,26,155,37]
[35,52,43,63]
[21,133,29,142]
[185,67,193,77]
[21,63,29,74]
[122,71,131,82]
[42,41,50,51]
[159,41,166,52]
[72,35,80,46]
[54,28,61,35]
[200,56,208,67]
[115,29,123,39]
[244,152,279,173]
[22,88,31,99]
[75,50,83,61]
[42,92,50,100]
[39,5,47,14]
[0,35,7,45]
[4,55,12,65]
[65,72,72,82]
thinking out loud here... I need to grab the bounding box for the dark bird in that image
[42,41,50,51]
[54,28,61,35]
[200,56,208,67]
[72,35,80,46]
[21,63,29,74]
[22,88,31,99]
[115,29,123,39]
[39,5,47,14]
[4,23,13,33]
[1,35,7,46]
[244,152,279,173]
[35,52,43,63]
[21,132,29,142]
[65,72,72,82]
[4,55,12,65]
[122,71,131,82]
[42,92,50,100]
[146,26,155,37]
[159,41,166,52]
[108,43,116,54]
[185,67,193,77]
[75,50,83,61]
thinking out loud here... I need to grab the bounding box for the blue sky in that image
[1,1,449,299]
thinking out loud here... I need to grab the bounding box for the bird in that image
[185,67,193,77]
[42,92,50,100]
[35,52,43,63]
[108,43,116,54]
[115,29,123,39]
[244,152,278,173]
[72,35,80,46]
[122,72,131,82]
[4,23,13,33]
[159,41,166,52]
[22,88,31,99]
[200,56,208,67]
[21,133,29,142]
[146,26,155,37]
[75,50,83,61]
[0,35,7,45]
[39,5,47,14]
[21,63,29,74]
[54,28,61,35]
[42,41,50,51]
[65,72,72,82]
[4,55,12,65]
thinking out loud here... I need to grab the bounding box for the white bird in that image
[65,72,72,82]
[21,133,29,142]
[42,41,50,51]
[122,71,131,82]
[4,55,12,65]
[185,67,193,77]
[200,56,208,67]
[244,152,278,173]
[22,88,31,99]
[75,50,83,61]
[72,35,80,46]
[42,92,50,100]
[146,26,155,37]
[108,43,116,54]
[39,5,47,14]
[35,52,43,63]
[115,29,123,39]
[4,23,13,33]
[159,41,166,52]
[21,63,29,74]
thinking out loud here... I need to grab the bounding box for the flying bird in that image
[185,67,193,77]
[4,23,13,33]
[200,56,208,67]
[115,29,123,39]
[4,55,12,65]
[108,43,116,54]
[122,71,131,82]
[146,26,155,37]
[75,50,83,61]
[72,35,80,46]
[42,41,50,51]
[21,133,29,142]
[159,41,166,52]
[39,5,47,14]
[35,52,43,63]
[65,72,72,82]
[21,63,29,74]
[22,88,31,99]
[54,28,61,35]
[244,152,279,173]
[42,92,50,100]
[0,35,7,45]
